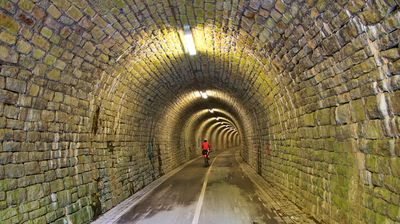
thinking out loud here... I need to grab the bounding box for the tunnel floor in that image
[95,150,318,224]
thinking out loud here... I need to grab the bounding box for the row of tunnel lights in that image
[198,91,237,132]
[210,110,237,131]
[117,23,236,134]
[186,26,237,133]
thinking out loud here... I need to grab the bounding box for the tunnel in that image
[0,0,399,223]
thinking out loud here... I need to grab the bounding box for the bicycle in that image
[202,149,210,167]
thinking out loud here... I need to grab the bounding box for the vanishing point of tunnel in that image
[0,0,399,223]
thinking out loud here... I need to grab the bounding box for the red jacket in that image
[201,142,210,150]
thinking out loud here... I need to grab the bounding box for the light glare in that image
[200,91,208,99]
[183,25,197,55]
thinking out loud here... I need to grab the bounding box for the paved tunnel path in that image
[115,150,279,224]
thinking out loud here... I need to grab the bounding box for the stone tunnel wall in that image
[0,1,174,223]
[255,2,400,224]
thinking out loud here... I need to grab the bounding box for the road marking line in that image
[92,156,200,224]
[191,156,218,224]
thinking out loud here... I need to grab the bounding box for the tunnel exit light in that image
[183,25,196,55]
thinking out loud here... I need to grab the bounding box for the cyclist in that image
[201,139,211,166]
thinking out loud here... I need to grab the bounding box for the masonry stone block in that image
[7,188,26,205]
[0,30,17,44]
[50,179,64,193]
[389,91,400,115]
[5,163,25,178]
[24,162,41,176]
[32,34,50,51]
[16,39,32,54]
[335,104,351,125]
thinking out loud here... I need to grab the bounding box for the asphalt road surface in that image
[116,150,279,224]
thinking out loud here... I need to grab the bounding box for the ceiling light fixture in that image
[183,25,197,56]
[199,91,208,99]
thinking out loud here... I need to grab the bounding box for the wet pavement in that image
[116,150,279,224]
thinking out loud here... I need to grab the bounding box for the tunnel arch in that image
[216,127,238,149]
[221,129,237,148]
[0,1,398,224]
[200,118,238,149]
[181,107,244,151]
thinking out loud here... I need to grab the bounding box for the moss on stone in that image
[0,12,20,34]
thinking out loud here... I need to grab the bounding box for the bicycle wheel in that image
[204,157,209,167]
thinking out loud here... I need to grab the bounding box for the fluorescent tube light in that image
[183,25,197,55]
